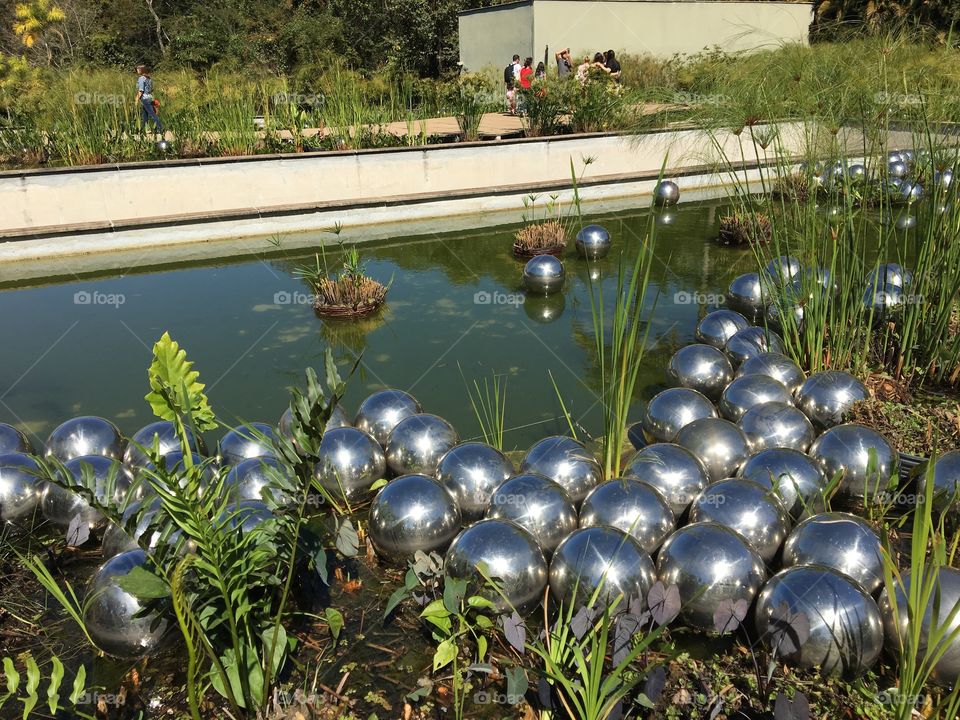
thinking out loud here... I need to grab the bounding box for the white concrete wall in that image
[459,1,535,74]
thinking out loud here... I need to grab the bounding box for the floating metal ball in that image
[888,160,907,179]
[42,455,134,530]
[766,295,806,332]
[123,421,206,469]
[901,181,924,204]
[0,423,32,454]
[218,423,277,467]
[894,214,917,231]
[354,389,422,446]
[436,442,513,521]
[781,511,883,593]
[654,180,680,207]
[727,272,770,321]
[808,423,898,501]
[695,309,751,349]
[641,387,718,444]
[522,255,565,296]
[579,478,675,553]
[737,353,805,395]
[519,436,602,505]
[794,371,869,430]
[575,225,612,260]
[667,344,734,402]
[623,443,710,515]
[887,150,905,165]
[444,518,547,613]
[385,413,459,476]
[724,326,785,366]
[84,549,169,658]
[764,256,802,286]
[489,473,577,555]
[368,474,461,563]
[0,453,42,524]
[867,263,912,289]
[719,375,792,422]
[930,450,960,515]
[935,168,954,191]
[225,457,293,505]
[739,401,815,453]
[314,426,386,503]
[550,526,656,612]
[657,522,766,632]
[738,447,827,520]
[756,565,883,677]
[676,418,750,483]
[900,149,915,165]
[863,281,903,319]
[847,164,867,182]
[45,416,124,463]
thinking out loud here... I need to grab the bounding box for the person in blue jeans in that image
[136,65,163,136]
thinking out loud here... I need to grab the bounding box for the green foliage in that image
[0,653,92,720]
[455,73,495,141]
[460,367,508,451]
[145,331,217,433]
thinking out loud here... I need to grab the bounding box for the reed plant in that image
[460,367,508,450]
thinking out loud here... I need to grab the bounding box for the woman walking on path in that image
[136,65,163,136]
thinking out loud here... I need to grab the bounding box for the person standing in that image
[604,50,622,81]
[535,62,546,80]
[519,57,534,90]
[555,48,573,78]
[504,54,521,115]
[136,65,163,136]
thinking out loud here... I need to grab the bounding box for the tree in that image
[13,0,66,64]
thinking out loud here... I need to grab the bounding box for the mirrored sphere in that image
[781,512,883,594]
[930,450,960,515]
[738,448,827,520]
[0,423,32,454]
[737,353,806,395]
[368,474,461,563]
[727,272,770,321]
[84,549,169,658]
[756,565,883,677]
[444,519,547,613]
[314,426,386,502]
[519,436,602,505]
[657,522,766,632]
[550,526,656,612]
[676,418,750,483]
[888,160,907,179]
[695,309,751,349]
[43,455,134,530]
[667,344,734,401]
[720,374,792,422]
[847,164,867,182]
[0,453,42,524]
[436,442,513,521]
[385,413,459,476]
[863,281,903,319]
[225,456,293,505]
[738,401,815,453]
[766,298,805,332]
[575,224,612,260]
[354,389,422,446]
[867,263,912,289]
[623,443,710,516]
[45,416,124,462]
[795,371,869,430]
[101,497,193,559]
[654,180,680,207]
[808,423,898,500]
[641,387,718,444]
[724,326,786,366]
[224,500,274,534]
[522,255,565,296]
[764,256,802,286]
[218,423,277,467]
[580,478,675,553]
[123,421,206,469]
[489,473,577,555]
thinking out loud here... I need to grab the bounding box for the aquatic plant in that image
[717,209,773,246]
[295,238,390,318]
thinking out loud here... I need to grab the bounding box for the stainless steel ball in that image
[727,272,770,321]
[102,497,192,559]
[902,182,924,203]
[894,213,917,231]
[863,281,903,319]
[623,443,710,516]
[737,353,805,395]
[930,450,960,515]
[641,387,718,444]
[519,436,602,505]
[667,344,735,402]
[781,511,883,594]
[385,413,459,476]
[689,478,790,564]
[887,150,904,164]
[522,255,565,296]
[756,565,883,677]
[935,168,954,191]
[368,474,461,563]
[0,453,42,524]
[224,500,274,533]
[489,473,577,555]
[575,225,612,260]
[444,518,547,613]
[84,549,169,658]
[579,477,674,554]
[847,164,867,182]
[218,423,277,467]
[45,416,123,462]
[657,522,766,632]
[436,442,513,521]
[795,371,869,430]
[654,180,680,207]
[738,401,815,453]
[867,263,912,289]
[550,526,656,612]
[808,423,898,501]
[719,374,793,422]
[354,389,422,446]
[724,326,786,366]
[695,309,751,349]
[888,160,908,179]
[42,455,134,530]
[764,256,802,286]
[765,298,805,332]
[0,423,32,454]
[123,420,206,469]
[737,448,827,520]
[225,456,293,505]
[314,426,386,502]
[676,418,750,483]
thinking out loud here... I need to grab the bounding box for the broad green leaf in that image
[144,332,216,431]
[335,519,360,557]
[477,635,488,661]
[262,625,288,680]
[467,595,495,609]
[3,657,18,695]
[22,655,39,720]
[424,614,453,634]
[384,585,410,619]
[370,478,388,492]
[433,638,457,672]
[324,608,344,643]
[69,666,86,705]
[115,566,171,600]
[420,598,449,620]
[46,657,63,713]
[505,666,527,705]
[443,577,467,614]
[474,615,493,629]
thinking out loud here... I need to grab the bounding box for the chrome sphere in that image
[880,567,960,686]
[641,387,718,444]
[522,255,565,296]
[102,498,161,559]
[738,401,815,453]
[766,298,805,332]
[42,455,133,530]
[867,263,912,289]
[385,413,459,476]
[847,164,867,182]
[888,160,908,179]
[354,389,422,446]
[623,443,710,515]
[756,565,883,677]
[224,500,273,534]
[550,526,656,612]
[218,423,277,467]
[688,478,790,563]
[902,182,924,204]
[808,423,898,500]
[579,479,675,553]
[575,225,612,260]
[738,448,827,520]
[225,457,293,505]
[764,256,802,286]
[0,453,42,524]
[45,416,123,462]
[84,549,169,658]
[444,519,547,613]
[782,511,883,593]
[654,180,680,207]
[737,352,805,395]
[676,418,750,483]
[795,371,869,430]
[930,450,960,515]
[489,473,577,555]
[863,281,903,319]
[314,426,386,502]
[0,423,32,454]
[368,474,461,563]
[657,522,766,632]
[725,326,786,366]
[123,421,206,469]
[935,168,954,191]
[894,213,917,231]
[887,150,904,164]
[695,309,751,349]
[719,374,792,422]
[436,442,513,521]
[727,272,769,321]
[667,344,734,401]
[519,436,602,505]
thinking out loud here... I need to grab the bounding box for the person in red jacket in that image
[519,57,534,89]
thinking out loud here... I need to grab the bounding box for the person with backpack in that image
[136,64,163,136]
[504,54,521,115]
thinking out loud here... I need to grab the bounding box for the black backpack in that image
[504,63,515,90]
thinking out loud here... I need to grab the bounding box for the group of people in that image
[555,48,621,83]
[504,48,621,114]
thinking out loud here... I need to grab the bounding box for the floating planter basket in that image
[718,212,772,246]
[312,276,388,318]
[513,221,568,259]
